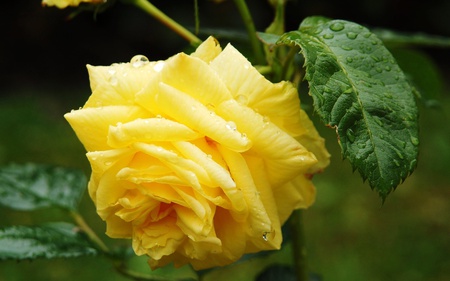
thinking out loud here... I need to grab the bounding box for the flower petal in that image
[65,105,150,151]
[85,62,159,107]
[191,36,222,63]
[159,53,232,107]
[155,82,252,152]
[217,99,318,185]
[108,118,202,148]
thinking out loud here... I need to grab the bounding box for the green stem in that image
[290,210,309,281]
[232,0,265,65]
[70,210,110,253]
[123,0,202,46]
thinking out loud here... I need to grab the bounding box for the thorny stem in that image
[70,210,110,254]
[232,0,265,65]
[124,0,202,46]
[290,210,309,281]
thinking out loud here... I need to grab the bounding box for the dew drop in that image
[323,33,334,39]
[409,159,417,170]
[330,22,345,32]
[346,57,354,63]
[262,232,269,241]
[235,94,248,105]
[130,55,149,68]
[109,76,118,86]
[346,128,356,143]
[341,45,353,51]
[385,65,392,71]
[346,32,357,39]
[410,136,419,146]
[225,121,237,131]
[107,68,116,76]
[375,67,383,73]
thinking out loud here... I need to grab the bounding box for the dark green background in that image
[1,0,449,280]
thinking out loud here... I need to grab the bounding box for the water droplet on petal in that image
[235,94,248,105]
[262,232,269,241]
[130,55,149,68]
[225,121,237,131]
[109,75,118,86]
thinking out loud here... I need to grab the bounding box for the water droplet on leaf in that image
[330,22,345,31]
[346,32,357,39]
[346,128,356,143]
[323,33,334,39]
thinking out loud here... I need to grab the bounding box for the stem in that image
[232,0,265,65]
[124,0,202,46]
[290,209,309,281]
[70,210,110,253]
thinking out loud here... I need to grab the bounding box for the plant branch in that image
[123,0,202,46]
[70,210,110,254]
[232,0,265,64]
[290,209,309,281]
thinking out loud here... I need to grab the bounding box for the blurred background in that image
[1,0,449,280]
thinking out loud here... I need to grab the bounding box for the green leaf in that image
[0,222,98,260]
[0,163,87,211]
[374,28,450,48]
[277,17,419,199]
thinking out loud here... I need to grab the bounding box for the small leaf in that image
[277,17,419,199]
[0,222,99,260]
[0,163,87,211]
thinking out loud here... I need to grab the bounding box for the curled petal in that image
[217,99,317,185]
[108,118,202,148]
[155,82,252,152]
[65,105,150,151]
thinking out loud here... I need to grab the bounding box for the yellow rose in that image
[65,36,330,270]
[42,0,105,9]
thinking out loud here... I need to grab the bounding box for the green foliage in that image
[0,163,87,211]
[0,222,98,260]
[275,17,419,199]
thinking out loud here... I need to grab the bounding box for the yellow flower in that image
[42,0,105,9]
[65,36,330,270]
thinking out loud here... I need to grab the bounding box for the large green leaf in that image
[0,222,98,260]
[0,163,87,211]
[277,17,419,199]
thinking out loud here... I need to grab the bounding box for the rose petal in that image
[191,36,222,63]
[159,53,232,107]
[108,118,202,148]
[275,174,317,224]
[210,44,303,136]
[217,99,318,185]
[155,82,252,152]
[85,62,159,107]
[65,105,150,151]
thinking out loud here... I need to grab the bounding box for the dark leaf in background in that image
[0,223,98,260]
[0,163,87,211]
